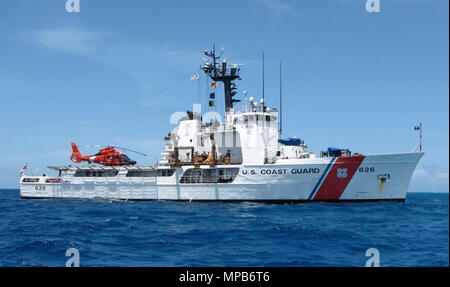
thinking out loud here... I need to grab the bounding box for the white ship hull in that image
[20,152,423,202]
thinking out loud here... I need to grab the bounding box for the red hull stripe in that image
[313,156,365,200]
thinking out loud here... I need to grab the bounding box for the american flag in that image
[19,164,29,175]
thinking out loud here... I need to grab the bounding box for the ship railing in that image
[80,176,123,184]
[122,176,156,184]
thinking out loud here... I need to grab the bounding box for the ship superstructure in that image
[20,46,423,202]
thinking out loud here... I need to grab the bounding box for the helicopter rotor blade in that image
[113,146,147,157]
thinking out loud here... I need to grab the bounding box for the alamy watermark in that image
[66,0,80,13]
[65,248,80,267]
[365,248,380,267]
[366,0,380,13]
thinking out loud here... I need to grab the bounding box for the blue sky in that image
[0,0,448,191]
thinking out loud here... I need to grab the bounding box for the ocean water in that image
[0,190,448,267]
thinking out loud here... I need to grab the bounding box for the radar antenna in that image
[201,43,241,111]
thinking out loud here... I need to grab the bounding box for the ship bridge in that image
[157,45,315,168]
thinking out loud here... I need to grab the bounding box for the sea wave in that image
[0,190,448,267]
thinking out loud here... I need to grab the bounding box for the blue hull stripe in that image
[308,157,336,200]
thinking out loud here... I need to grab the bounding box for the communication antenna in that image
[419,122,423,151]
[413,122,423,152]
[243,90,248,112]
[279,61,283,137]
[262,51,265,110]
[201,43,240,111]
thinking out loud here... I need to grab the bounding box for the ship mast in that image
[201,44,241,112]
[279,61,283,137]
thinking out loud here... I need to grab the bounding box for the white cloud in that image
[435,172,449,179]
[411,167,449,192]
[413,168,430,178]
[26,27,109,55]
[413,168,449,182]
[255,0,297,18]
[23,27,201,108]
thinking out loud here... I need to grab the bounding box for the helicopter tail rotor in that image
[70,142,83,163]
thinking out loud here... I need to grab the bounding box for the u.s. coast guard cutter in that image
[20,46,424,202]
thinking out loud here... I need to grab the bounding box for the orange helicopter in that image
[70,143,146,166]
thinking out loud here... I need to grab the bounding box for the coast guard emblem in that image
[337,168,348,178]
